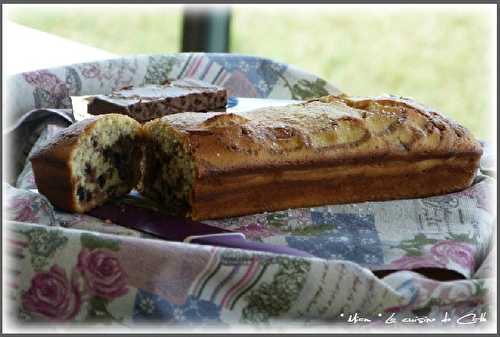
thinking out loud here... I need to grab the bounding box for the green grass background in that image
[8,5,494,139]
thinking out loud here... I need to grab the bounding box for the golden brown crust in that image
[31,157,76,212]
[30,117,100,212]
[190,156,478,220]
[144,94,482,220]
[148,94,482,179]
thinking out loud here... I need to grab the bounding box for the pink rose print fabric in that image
[388,241,477,273]
[430,241,476,271]
[22,265,81,321]
[20,247,130,322]
[77,248,128,300]
[23,70,70,107]
[389,255,447,270]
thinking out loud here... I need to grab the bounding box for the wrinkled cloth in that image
[4,53,496,329]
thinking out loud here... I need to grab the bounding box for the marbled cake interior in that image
[140,122,195,216]
[71,117,141,211]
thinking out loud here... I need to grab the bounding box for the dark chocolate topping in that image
[79,78,228,123]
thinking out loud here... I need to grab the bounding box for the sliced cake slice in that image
[30,114,143,213]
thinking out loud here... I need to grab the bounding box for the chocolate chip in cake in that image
[85,190,92,202]
[77,186,86,201]
[97,175,106,188]
[84,162,96,178]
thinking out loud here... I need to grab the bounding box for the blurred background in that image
[7,4,495,140]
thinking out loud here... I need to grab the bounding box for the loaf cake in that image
[140,94,482,220]
[72,78,227,123]
[30,114,143,213]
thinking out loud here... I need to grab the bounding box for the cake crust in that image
[142,94,483,220]
[31,118,98,212]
